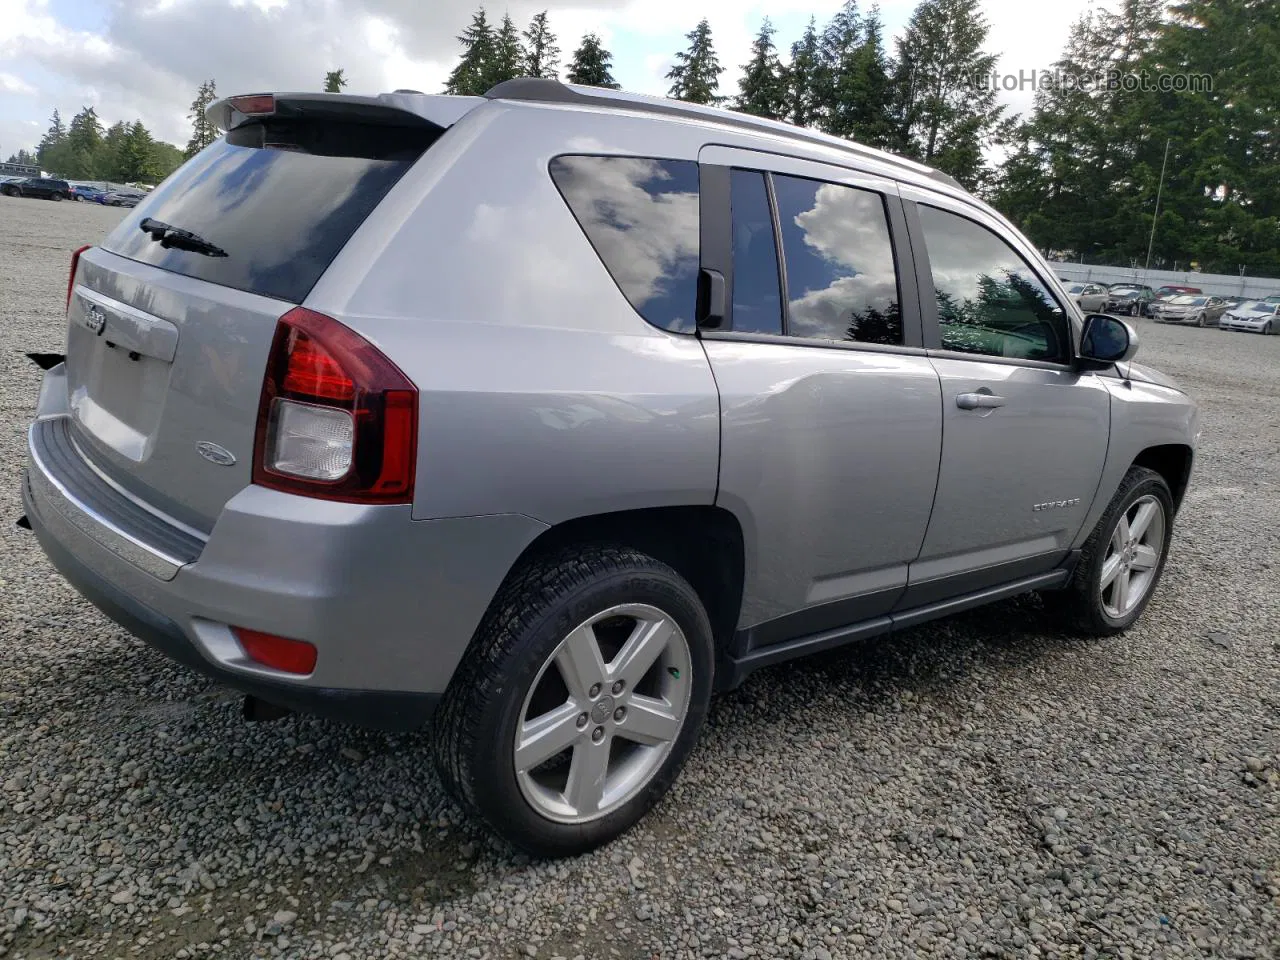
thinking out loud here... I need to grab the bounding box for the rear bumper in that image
[22,408,549,730]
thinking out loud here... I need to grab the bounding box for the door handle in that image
[956,392,1006,410]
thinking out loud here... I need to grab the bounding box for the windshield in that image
[1112,287,1140,295]
[1067,284,1085,294]
[102,118,437,303]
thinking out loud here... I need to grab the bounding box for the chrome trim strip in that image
[26,422,187,581]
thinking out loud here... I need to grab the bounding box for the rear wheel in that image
[50,192,62,202]
[432,545,714,857]
[1044,467,1173,636]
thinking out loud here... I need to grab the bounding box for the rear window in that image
[549,155,700,333]
[102,119,436,303]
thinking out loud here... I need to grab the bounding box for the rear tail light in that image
[67,245,90,310]
[234,627,317,675]
[253,307,417,503]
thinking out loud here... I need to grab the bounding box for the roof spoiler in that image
[206,92,482,134]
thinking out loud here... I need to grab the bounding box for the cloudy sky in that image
[0,0,1093,159]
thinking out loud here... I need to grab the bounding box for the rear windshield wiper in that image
[139,218,228,258]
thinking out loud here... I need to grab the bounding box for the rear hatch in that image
[64,94,458,533]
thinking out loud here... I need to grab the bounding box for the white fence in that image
[1050,262,1280,301]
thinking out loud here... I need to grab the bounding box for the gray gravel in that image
[2,194,1279,960]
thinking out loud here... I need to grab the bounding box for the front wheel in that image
[433,545,714,857]
[1044,467,1174,636]
[1263,322,1273,335]
[1130,303,1142,317]
[1195,312,1207,327]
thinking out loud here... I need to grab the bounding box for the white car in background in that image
[1065,282,1109,313]
[1218,301,1280,334]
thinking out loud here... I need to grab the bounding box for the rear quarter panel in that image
[306,102,721,523]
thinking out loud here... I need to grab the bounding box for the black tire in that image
[1044,466,1174,636]
[1130,303,1141,317]
[1195,312,1206,327]
[50,192,62,202]
[432,544,714,857]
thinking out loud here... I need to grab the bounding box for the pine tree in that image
[566,34,620,88]
[523,12,560,79]
[893,0,1004,189]
[36,109,66,169]
[815,0,862,130]
[63,107,105,178]
[488,13,527,87]
[323,69,347,93]
[735,19,786,120]
[445,9,497,96]
[784,18,822,127]
[119,122,160,183]
[667,18,724,105]
[185,79,218,159]
[842,6,896,147]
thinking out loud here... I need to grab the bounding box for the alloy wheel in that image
[1099,494,1166,620]
[514,603,692,824]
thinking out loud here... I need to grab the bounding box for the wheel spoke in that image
[515,701,583,773]
[1113,568,1131,614]
[564,738,612,816]
[1131,544,1159,571]
[617,694,682,746]
[555,624,606,701]
[1129,501,1158,542]
[609,617,674,687]
[1114,513,1131,547]
[1100,553,1124,588]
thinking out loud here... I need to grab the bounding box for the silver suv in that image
[21,80,1198,856]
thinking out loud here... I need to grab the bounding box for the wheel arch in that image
[498,505,746,662]
[1132,444,1194,512]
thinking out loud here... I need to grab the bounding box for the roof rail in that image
[483,77,963,192]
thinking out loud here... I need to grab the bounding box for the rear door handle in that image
[956,392,1006,410]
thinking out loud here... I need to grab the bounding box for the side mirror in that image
[1080,314,1139,367]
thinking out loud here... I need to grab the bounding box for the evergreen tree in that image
[784,18,822,127]
[666,18,724,105]
[523,11,560,79]
[36,109,66,169]
[815,0,862,130]
[62,107,105,178]
[445,9,496,96]
[489,13,527,87]
[735,18,786,120]
[566,34,620,88]
[6,149,36,167]
[185,79,218,159]
[119,122,160,183]
[893,0,1004,189]
[323,69,347,93]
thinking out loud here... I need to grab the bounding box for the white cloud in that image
[0,72,35,95]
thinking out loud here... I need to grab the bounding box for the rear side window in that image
[550,156,700,333]
[729,169,783,335]
[102,120,437,303]
[772,175,903,345]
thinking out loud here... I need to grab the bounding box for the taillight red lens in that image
[235,627,317,675]
[67,244,90,310]
[281,331,355,402]
[253,307,418,503]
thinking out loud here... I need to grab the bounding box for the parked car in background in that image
[1218,301,1280,334]
[102,191,144,208]
[1154,285,1202,299]
[69,184,106,202]
[1,177,71,200]
[1149,295,1229,327]
[20,80,1199,857]
[1265,295,1280,305]
[1106,284,1156,316]
[1066,282,1109,313]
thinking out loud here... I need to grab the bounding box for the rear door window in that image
[729,169,783,335]
[549,156,700,334]
[102,120,437,303]
[772,174,903,345]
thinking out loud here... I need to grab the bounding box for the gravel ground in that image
[1,195,1278,960]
